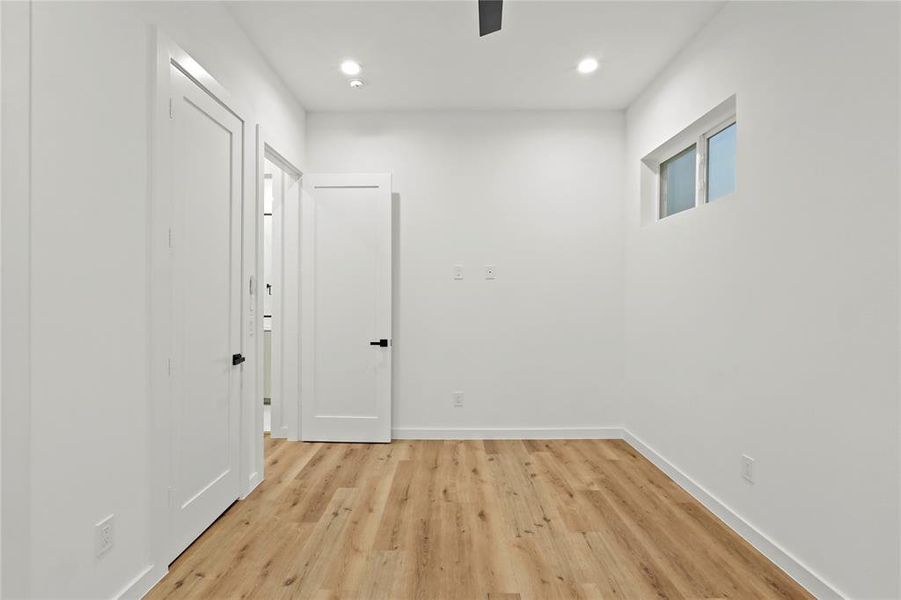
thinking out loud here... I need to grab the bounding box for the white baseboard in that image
[243,470,262,499]
[392,426,624,440]
[621,429,845,600]
[115,563,166,600]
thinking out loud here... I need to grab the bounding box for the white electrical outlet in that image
[452,391,464,408]
[95,515,115,557]
[484,265,496,280]
[741,455,755,484]
[453,264,464,280]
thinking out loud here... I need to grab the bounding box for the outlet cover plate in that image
[741,455,755,484]
[95,514,114,557]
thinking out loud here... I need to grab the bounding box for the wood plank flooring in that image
[147,437,812,599]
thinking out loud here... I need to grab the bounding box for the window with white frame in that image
[658,119,736,219]
[642,96,737,223]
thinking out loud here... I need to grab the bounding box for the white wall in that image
[307,111,624,436]
[624,2,899,598]
[22,2,305,598]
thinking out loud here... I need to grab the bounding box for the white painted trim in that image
[251,125,266,477]
[897,6,901,592]
[114,564,166,600]
[259,134,304,443]
[392,427,624,440]
[622,429,845,600]
[0,2,31,597]
[244,470,262,500]
[236,61,259,505]
[261,132,283,443]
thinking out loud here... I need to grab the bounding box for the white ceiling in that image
[227,1,724,111]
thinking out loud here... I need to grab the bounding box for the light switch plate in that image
[453,264,464,280]
[485,265,496,280]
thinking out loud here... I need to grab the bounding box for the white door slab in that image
[301,174,392,442]
[169,63,243,557]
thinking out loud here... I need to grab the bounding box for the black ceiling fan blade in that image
[479,0,503,36]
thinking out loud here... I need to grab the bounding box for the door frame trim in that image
[256,131,304,442]
[149,30,260,573]
[0,2,33,596]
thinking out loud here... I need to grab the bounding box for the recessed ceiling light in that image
[349,79,364,89]
[577,57,599,75]
[341,60,362,76]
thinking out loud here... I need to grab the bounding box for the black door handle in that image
[232,353,246,366]
[369,339,389,347]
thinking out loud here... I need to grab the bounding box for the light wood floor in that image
[147,436,812,599]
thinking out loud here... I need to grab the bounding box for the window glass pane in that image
[660,145,696,218]
[707,122,736,202]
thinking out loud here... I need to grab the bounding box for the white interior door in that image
[169,64,243,557]
[301,174,392,442]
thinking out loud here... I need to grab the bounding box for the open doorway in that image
[262,149,302,442]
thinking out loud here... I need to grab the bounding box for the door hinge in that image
[168,227,174,250]
[167,357,172,376]
[169,98,174,120]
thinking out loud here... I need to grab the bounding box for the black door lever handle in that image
[232,353,246,366]
[369,339,389,347]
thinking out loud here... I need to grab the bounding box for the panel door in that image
[169,64,243,557]
[301,174,392,442]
